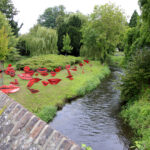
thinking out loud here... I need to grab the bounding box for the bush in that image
[37,106,57,123]
[16,54,82,70]
[120,49,150,102]
[6,48,22,62]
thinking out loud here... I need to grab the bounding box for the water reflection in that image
[50,67,133,150]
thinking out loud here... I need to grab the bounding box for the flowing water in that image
[50,66,133,150]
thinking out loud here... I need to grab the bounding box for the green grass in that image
[16,54,82,70]
[108,51,125,67]
[4,59,110,122]
[121,88,150,150]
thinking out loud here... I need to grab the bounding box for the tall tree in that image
[0,0,23,36]
[57,15,83,56]
[62,33,73,55]
[0,12,17,85]
[37,5,65,28]
[24,25,58,56]
[80,3,126,62]
[129,10,139,27]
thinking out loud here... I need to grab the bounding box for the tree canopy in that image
[0,12,17,60]
[23,25,58,56]
[80,3,127,62]
[0,0,23,36]
[37,5,66,28]
[129,10,139,27]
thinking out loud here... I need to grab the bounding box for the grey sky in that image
[12,0,140,34]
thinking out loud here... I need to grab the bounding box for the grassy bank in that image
[4,58,110,122]
[121,88,150,150]
[108,51,125,67]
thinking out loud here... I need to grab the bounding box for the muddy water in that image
[50,67,133,150]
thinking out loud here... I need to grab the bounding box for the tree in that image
[37,5,65,28]
[139,0,150,26]
[62,33,73,55]
[0,0,23,36]
[0,27,9,61]
[129,10,139,27]
[57,14,83,56]
[80,3,127,62]
[24,25,58,56]
[0,12,17,85]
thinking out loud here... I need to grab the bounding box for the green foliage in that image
[62,33,73,54]
[37,5,65,28]
[129,10,139,28]
[121,88,150,150]
[108,51,125,67]
[16,35,30,56]
[120,49,150,102]
[0,27,9,60]
[37,106,57,123]
[57,14,83,56]
[6,48,22,62]
[82,144,93,150]
[139,0,150,26]
[16,54,82,70]
[0,0,22,36]
[23,25,58,56]
[80,3,127,63]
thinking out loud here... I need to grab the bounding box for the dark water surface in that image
[50,67,133,150]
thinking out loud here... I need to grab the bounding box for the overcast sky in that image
[12,0,140,34]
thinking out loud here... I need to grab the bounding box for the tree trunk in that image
[0,61,4,86]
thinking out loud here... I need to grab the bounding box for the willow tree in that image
[25,25,58,56]
[80,3,127,62]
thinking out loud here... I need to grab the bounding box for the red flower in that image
[48,78,61,85]
[55,68,61,72]
[37,68,48,73]
[27,78,41,87]
[35,73,38,76]
[84,60,89,63]
[8,64,12,67]
[10,79,19,85]
[50,71,56,77]
[28,88,39,94]
[40,72,48,76]
[0,85,20,94]
[66,65,70,70]
[18,73,32,80]
[41,81,49,86]
[79,63,83,67]
[24,66,30,73]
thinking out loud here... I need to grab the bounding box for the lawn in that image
[3,55,110,122]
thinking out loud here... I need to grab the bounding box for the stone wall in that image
[0,91,82,150]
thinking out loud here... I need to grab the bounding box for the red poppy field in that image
[3,58,110,122]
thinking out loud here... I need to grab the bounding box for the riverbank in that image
[4,60,110,122]
[121,88,150,150]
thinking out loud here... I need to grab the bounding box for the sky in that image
[12,0,140,34]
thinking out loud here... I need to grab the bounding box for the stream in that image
[50,66,133,150]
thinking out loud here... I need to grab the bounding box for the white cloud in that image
[12,0,140,34]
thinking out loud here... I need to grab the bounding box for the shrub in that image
[120,49,150,102]
[37,106,57,123]
[16,54,82,70]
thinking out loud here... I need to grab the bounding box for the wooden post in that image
[0,61,4,86]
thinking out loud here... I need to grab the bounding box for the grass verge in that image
[4,60,110,122]
[121,88,150,150]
